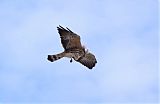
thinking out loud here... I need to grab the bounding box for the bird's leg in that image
[70,58,73,63]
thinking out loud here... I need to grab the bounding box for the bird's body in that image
[48,25,97,69]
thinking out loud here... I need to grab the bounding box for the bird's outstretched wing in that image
[77,52,97,69]
[57,25,82,50]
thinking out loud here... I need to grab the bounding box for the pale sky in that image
[0,0,158,103]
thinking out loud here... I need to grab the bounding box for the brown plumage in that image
[47,25,97,69]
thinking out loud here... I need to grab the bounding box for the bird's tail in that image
[48,52,65,62]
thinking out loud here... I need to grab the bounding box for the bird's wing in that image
[57,25,82,50]
[77,52,97,69]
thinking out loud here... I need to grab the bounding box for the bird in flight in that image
[47,25,97,69]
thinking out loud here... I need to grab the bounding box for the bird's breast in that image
[65,49,85,60]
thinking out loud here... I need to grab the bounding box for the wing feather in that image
[57,25,82,50]
[77,52,97,69]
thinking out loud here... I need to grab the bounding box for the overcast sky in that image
[0,0,158,103]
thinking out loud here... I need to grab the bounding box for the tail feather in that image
[48,52,65,62]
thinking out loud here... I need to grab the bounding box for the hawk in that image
[47,25,97,69]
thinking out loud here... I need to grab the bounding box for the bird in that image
[47,25,97,69]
